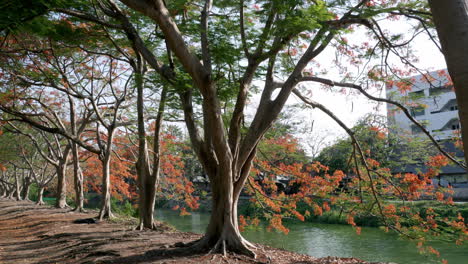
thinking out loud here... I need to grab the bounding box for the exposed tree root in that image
[173,238,202,248]
[134,222,159,231]
[98,210,114,221]
[186,235,256,259]
[55,201,69,209]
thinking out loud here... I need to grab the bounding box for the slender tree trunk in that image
[135,70,154,229]
[6,178,14,199]
[8,188,15,199]
[98,153,112,219]
[55,164,68,208]
[98,130,115,220]
[21,182,31,201]
[0,183,5,198]
[14,167,22,201]
[136,159,156,229]
[55,145,71,208]
[21,172,32,200]
[429,0,468,165]
[67,96,85,211]
[37,186,45,205]
[135,70,167,229]
[72,142,85,212]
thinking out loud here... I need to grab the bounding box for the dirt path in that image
[0,199,388,264]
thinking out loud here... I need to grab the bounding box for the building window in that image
[452,124,460,130]
[450,105,458,111]
[429,86,452,96]
[410,107,425,117]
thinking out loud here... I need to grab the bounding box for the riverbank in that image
[0,199,391,264]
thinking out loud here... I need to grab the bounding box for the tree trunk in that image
[98,154,112,219]
[55,164,68,208]
[72,142,85,212]
[21,172,32,200]
[429,0,468,166]
[14,167,22,201]
[134,69,155,229]
[98,130,115,220]
[67,95,85,211]
[0,182,6,198]
[135,71,166,229]
[192,166,255,257]
[8,187,15,199]
[37,186,45,205]
[55,145,71,208]
[136,160,157,229]
[21,182,31,201]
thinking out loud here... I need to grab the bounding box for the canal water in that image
[155,209,468,264]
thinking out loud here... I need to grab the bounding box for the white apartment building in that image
[386,70,460,140]
[386,71,468,199]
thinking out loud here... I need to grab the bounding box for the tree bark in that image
[8,187,15,199]
[55,145,71,208]
[134,62,167,229]
[72,142,85,212]
[0,183,4,198]
[55,164,68,208]
[67,95,86,212]
[191,165,255,257]
[14,167,22,201]
[135,70,155,229]
[37,186,45,205]
[98,129,115,220]
[0,179,7,198]
[429,0,468,165]
[21,171,32,200]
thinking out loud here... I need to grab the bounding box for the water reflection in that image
[155,209,468,264]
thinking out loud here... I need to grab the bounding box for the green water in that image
[156,209,468,264]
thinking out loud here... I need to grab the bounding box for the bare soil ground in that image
[0,199,390,264]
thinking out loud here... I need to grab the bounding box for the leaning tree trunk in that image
[37,186,45,205]
[429,0,468,165]
[71,142,85,212]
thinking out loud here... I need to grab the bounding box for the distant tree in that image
[21,148,56,205]
[315,114,438,174]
